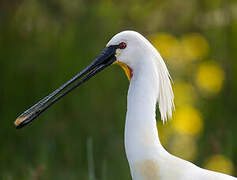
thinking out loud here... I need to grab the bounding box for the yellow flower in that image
[181,33,209,62]
[172,106,203,136]
[195,61,224,95]
[150,32,210,67]
[169,134,197,161]
[204,154,234,175]
[150,33,180,61]
[174,81,197,107]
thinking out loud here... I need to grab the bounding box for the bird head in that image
[14,30,174,129]
[107,30,152,80]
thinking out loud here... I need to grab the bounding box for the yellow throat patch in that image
[114,61,133,80]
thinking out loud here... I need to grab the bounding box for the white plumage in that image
[107,31,236,180]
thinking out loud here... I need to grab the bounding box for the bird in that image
[15,31,236,180]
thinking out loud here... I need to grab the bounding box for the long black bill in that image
[14,45,119,129]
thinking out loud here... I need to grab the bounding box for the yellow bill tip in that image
[14,116,27,127]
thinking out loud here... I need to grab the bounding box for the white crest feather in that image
[155,54,175,122]
[147,40,175,122]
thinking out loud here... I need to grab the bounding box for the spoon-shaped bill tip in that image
[14,116,27,128]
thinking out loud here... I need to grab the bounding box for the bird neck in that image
[124,58,168,166]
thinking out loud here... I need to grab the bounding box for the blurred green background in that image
[1,0,237,179]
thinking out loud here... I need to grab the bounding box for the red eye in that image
[119,42,127,49]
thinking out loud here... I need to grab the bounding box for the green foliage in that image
[0,0,236,179]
